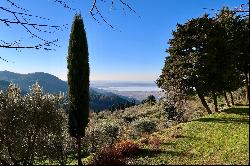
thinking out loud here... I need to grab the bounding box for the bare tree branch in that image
[0,39,58,49]
[203,1,249,17]
[0,0,64,52]
[6,0,29,12]
[89,0,138,30]
[234,2,249,13]
[0,0,137,61]
[90,0,115,29]
[54,0,76,11]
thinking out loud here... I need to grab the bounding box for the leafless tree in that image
[0,0,137,61]
[203,1,249,17]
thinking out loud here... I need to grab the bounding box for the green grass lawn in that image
[135,106,249,165]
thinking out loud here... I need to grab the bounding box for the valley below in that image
[91,80,164,101]
[0,71,164,112]
[102,90,164,101]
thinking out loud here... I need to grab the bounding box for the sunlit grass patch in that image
[135,106,249,165]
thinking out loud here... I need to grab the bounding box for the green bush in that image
[122,115,137,123]
[103,124,120,144]
[164,106,184,122]
[0,83,71,165]
[133,118,157,134]
[141,95,157,105]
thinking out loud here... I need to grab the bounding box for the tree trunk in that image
[197,91,212,114]
[229,91,234,106]
[90,129,96,153]
[60,145,65,165]
[213,92,219,112]
[245,73,249,104]
[224,92,231,107]
[77,137,83,165]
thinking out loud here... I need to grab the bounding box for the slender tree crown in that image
[67,14,90,138]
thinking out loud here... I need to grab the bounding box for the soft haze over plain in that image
[0,0,246,81]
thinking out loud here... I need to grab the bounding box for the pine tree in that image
[67,14,89,165]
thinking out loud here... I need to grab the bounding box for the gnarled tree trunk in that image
[77,137,83,165]
[229,91,235,106]
[197,91,212,114]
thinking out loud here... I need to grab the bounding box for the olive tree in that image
[0,83,70,165]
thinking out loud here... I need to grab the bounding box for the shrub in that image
[122,115,137,123]
[114,140,140,157]
[133,119,157,134]
[164,106,184,122]
[85,120,121,153]
[89,145,126,165]
[104,124,119,138]
[141,95,156,105]
[103,124,120,144]
[140,137,149,145]
[232,88,247,105]
[84,127,105,153]
[139,135,161,150]
[0,83,70,165]
[148,136,161,150]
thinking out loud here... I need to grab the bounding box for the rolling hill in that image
[0,70,136,111]
[0,80,10,91]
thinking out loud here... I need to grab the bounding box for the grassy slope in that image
[135,106,249,165]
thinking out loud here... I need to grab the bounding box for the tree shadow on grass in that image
[194,117,249,124]
[161,142,177,146]
[221,107,249,116]
[194,107,249,124]
[174,135,201,141]
[136,148,183,158]
[234,103,249,106]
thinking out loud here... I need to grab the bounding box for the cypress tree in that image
[67,14,89,165]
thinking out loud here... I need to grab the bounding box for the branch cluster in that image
[0,0,137,62]
[90,0,138,30]
[0,0,66,51]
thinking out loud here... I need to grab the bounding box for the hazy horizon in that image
[0,70,157,83]
[0,70,160,92]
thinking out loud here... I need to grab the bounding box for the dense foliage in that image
[157,8,249,114]
[67,14,90,165]
[0,83,71,165]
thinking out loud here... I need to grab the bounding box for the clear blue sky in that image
[0,0,246,81]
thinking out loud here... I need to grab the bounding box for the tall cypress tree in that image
[67,14,89,165]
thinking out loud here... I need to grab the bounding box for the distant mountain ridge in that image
[0,70,137,111]
[0,70,68,93]
[0,80,10,91]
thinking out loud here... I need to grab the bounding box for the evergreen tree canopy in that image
[157,15,214,96]
[157,8,249,113]
[67,14,90,138]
